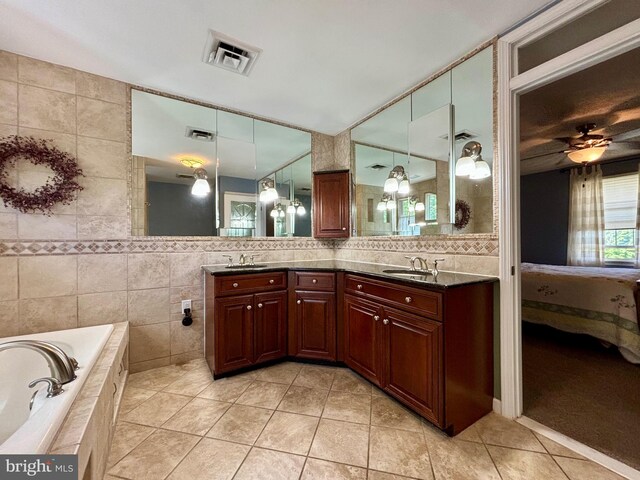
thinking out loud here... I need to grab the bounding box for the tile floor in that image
[104,359,626,480]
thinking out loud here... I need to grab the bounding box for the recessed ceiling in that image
[0,0,550,134]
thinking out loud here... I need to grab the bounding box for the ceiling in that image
[0,0,550,135]
[520,46,640,175]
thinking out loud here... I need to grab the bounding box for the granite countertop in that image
[202,260,497,289]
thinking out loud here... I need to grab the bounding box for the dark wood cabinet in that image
[214,294,254,374]
[344,294,383,386]
[292,291,336,361]
[254,291,287,364]
[313,170,350,238]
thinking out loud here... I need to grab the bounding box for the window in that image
[398,198,419,236]
[425,193,437,222]
[602,173,638,263]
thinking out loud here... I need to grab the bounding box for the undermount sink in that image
[382,269,432,276]
[225,264,269,269]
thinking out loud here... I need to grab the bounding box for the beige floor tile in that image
[255,362,302,384]
[309,418,369,468]
[475,413,545,452]
[108,429,199,480]
[301,458,367,480]
[278,385,329,416]
[369,426,433,480]
[236,380,289,409]
[167,438,249,480]
[206,404,273,445]
[322,390,371,424]
[367,471,417,480]
[554,456,626,480]
[533,432,585,459]
[163,368,213,397]
[126,365,183,391]
[255,411,319,455]
[162,398,231,436]
[487,445,568,480]
[331,369,372,395]
[106,422,155,468]
[453,423,483,443]
[425,433,500,480]
[118,386,156,415]
[371,395,422,432]
[294,365,336,389]
[233,447,306,480]
[197,375,253,402]
[122,392,191,427]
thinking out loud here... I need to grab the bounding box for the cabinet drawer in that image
[215,272,287,296]
[293,271,336,291]
[345,274,442,321]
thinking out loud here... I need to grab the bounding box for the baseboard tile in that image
[517,416,640,480]
[492,397,502,414]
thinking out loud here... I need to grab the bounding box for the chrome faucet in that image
[238,254,246,265]
[404,256,429,272]
[0,340,78,385]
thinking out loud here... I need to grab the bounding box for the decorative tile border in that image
[336,236,499,256]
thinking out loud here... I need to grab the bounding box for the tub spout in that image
[0,340,78,384]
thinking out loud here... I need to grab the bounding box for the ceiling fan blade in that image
[609,141,640,150]
[521,150,566,161]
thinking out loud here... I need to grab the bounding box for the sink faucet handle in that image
[433,258,445,275]
[249,254,259,266]
[222,255,233,266]
[416,257,429,272]
[29,377,64,398]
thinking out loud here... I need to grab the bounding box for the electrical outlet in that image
[181,299,192,312]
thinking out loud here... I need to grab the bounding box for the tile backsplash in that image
[0,50,498,373]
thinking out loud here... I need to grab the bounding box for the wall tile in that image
[77,137,126,179]
[19,295,77,334]
[0,80,17,125]
[0,123,17,137]
[130,356,171,374]
[77,216,128,239]
[127,288,170,326]
[454,255,499,276]
[18,213,77,239]
[76,71,126,105]
[169,253,206,287]
[18,170,77,215]
[128,253,170,290]
[130,323,170,363]
[0,257,18,301]
[18,84,76,134]
[0,300,20,337]
[18,56,76,94]
[0,212,17,237]
[77,177,127,216]
[311,132,334,172]
[19,256,77,299]
[0,51,18,82]
[170,318,203,356]
[77,97,125,141]
[78,254,127,294]
[18,127,77,157]
[78,291,127,327]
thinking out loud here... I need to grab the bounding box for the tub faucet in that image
[0,340,78,384]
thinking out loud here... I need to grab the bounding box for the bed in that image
[521,262,640,364]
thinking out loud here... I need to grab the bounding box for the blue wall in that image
[218,176,257,228]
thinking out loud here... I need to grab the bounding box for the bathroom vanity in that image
[204,261,496,435]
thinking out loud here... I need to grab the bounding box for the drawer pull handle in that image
[257,303,263,308]
[312,279,317,284]
[297,300,301,305]
[373,315,380,322]
[383,318,389,325]
[247,305,252,310]
[405,296,413,303]
[356,284,363,290]
[342,227,347,231]
[269,279,275,284]
[233,282,239,288]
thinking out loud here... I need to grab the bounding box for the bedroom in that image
[519,43,640,470]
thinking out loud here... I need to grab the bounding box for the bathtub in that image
[0,324,113,454]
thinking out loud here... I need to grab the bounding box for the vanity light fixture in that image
[469,157,491,179]
[259,178,279,202]
[456,141,491,178]
[407,195,425,213]
[398,174,410,195]
[271,203,286,218]
[286,198,306,215]
[191,168,211,196]
[286,204,296,214]
[384,165,409,193]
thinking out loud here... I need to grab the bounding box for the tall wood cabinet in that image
[313,170,350,238]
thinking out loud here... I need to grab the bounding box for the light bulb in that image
[270,209,278,218]
[414,202,425,212]
[259,189,268,202]
[297,204,306,215]
[279,209,285,218]
[384,176,399,193]
[567,146,607,164]
[266,187,279,202]
[191,178,210,196]
[377,201,387,211]
[408,203,415,213]
[455,156,475,176]
[386,200,396,210]
[469,160,491,179]
[287,204,296,214]
[398,177,410,195]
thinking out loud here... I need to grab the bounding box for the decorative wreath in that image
[0,136,84,214]
[454,199,471,230]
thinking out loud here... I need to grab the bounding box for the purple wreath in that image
[0,136,84,214]
[454,199,471,230]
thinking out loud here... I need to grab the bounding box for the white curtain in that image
[567,166,605,266]
[637,163,640,267]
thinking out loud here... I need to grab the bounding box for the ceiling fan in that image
[522,123,640,164]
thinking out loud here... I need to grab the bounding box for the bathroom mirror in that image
[351,45,494,236]
[131,90,312,237]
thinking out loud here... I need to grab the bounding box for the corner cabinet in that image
[313,170,350,238]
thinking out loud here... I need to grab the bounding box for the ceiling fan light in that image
[567,146,607,164]
[455,156,476,176]
[469,160,491,179]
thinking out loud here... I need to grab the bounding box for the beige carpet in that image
[523,322,640,470]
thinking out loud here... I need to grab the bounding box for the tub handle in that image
[29,377,64,398]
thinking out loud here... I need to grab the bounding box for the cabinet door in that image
[254,291,287,364]
[382,306,443,426]
[294,291,336,361]
[344,294,383,386]
[214,295,254,374]
[313,171,350,238]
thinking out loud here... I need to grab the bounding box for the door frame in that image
[497,0,640,419]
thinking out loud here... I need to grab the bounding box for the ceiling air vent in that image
[202,30,261,76]
[367,164,388,170]
[186,126,215,142]
[439,130,477,142]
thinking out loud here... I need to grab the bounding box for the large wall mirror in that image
[351,45,494,236]
[131,90,312,237]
